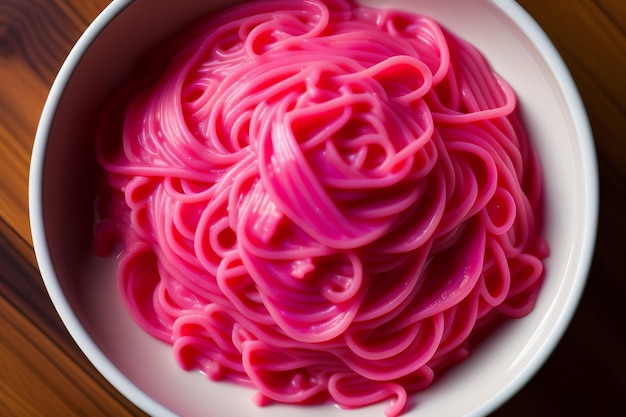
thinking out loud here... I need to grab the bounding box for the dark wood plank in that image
[0,294,144,416]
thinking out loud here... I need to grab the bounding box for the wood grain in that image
[0,0,624,416]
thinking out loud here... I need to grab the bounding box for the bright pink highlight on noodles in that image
[94,1,548,415]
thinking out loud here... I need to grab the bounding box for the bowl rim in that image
[28,0,598,416]
[29,1,178,416]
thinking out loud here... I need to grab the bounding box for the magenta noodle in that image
[94,1,548,416]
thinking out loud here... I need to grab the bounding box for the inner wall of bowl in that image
[40,0,590,416]
[44,0,248,317]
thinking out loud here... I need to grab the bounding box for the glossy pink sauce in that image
[94,1,548,415]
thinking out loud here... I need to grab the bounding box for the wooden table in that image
[0,1,624,415]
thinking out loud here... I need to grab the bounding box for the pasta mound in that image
[95,1,548,416]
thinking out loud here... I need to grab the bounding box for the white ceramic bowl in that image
[29,0,598,416]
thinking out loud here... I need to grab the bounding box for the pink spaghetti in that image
[94,0,548,415]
